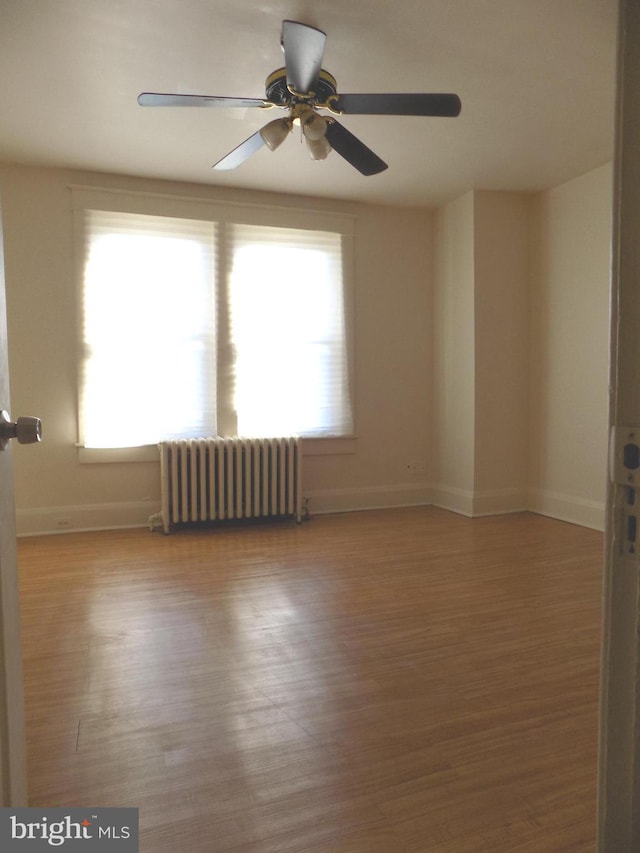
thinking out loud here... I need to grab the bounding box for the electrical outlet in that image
[407,460,427,475]
[55,517,73,530]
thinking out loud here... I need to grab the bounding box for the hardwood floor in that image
[17,507,603,852]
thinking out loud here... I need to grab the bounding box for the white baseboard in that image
[430,483,604,529]
[472,488,529,517]
[16,501,159,537]
[16,486,431,536]
[429,485,474,517]
[527,488,606,531]
[15,485,606,536]
[429,485,528,518]
[306,482,431,515]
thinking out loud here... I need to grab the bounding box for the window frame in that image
[71,185,356,462]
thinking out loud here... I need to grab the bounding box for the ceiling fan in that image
[138,20,461,176]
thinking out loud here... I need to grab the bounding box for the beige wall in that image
[529,163,612,528]
[0,163,434,533]
[432,191,476,511]
[431,167,611,529]
[0,159,613,535]
[473,191,531,512]
[432,190,531,517]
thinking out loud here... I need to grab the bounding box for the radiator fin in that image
[159,437,302,534]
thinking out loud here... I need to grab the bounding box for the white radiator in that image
[158,437,302,534]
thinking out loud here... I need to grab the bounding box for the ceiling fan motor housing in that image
[265,67,337,106]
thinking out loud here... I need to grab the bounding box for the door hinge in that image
[610,426,640,486]
[610,426,640,556]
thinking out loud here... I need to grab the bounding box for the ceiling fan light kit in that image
[138,20,461,176]
[299,106,328,142]
[305,134,332,161]
[259,117,293,151]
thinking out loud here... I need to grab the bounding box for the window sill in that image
[77,436,357,464]
[78,445,160,464]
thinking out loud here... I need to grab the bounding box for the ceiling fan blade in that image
[325,121,388,176]
[138,92,266,109]
[212,131,266,170]
[281,20,326,94]
[332,93,462,117]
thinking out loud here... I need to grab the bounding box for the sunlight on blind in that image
[81,211,216,447]
[229,224,353,438]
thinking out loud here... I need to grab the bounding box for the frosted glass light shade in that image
[301,110,328,142]
[306,135,332,161]
[259,118,293,151]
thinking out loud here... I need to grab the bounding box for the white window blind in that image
[80,210,216,447]
[74,187,355,451]
[228,224,353,438]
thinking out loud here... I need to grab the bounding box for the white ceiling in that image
[0,0,618,208]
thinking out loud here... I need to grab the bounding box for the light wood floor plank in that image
[18,508,602,851]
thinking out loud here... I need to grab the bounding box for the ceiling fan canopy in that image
[138,20,462,176]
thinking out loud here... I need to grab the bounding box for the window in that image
[74,189,354,449]
[229,224,352,438]
[80,211,216,448]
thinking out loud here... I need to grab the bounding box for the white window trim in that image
[71,185,356,462]
[77,435,358,464]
